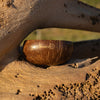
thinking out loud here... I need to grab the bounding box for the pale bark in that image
[0,0,100,65]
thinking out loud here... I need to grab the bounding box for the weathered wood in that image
[0,40,100,100]
[0,1,100,99]
[72,39,100,59]
[0,0,100,66]
[0,58,100,100]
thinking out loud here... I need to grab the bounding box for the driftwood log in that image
[0,0,100,99]
[0,39,100,100]
[0,0,100,66]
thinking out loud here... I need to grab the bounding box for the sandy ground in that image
[0,39,100,100]
[0,59,100,100]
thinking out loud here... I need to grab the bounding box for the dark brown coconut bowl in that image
[23,40,73,66]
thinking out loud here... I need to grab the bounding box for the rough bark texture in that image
[0,40,100,100]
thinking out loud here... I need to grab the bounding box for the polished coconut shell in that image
[23,40,73,66]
